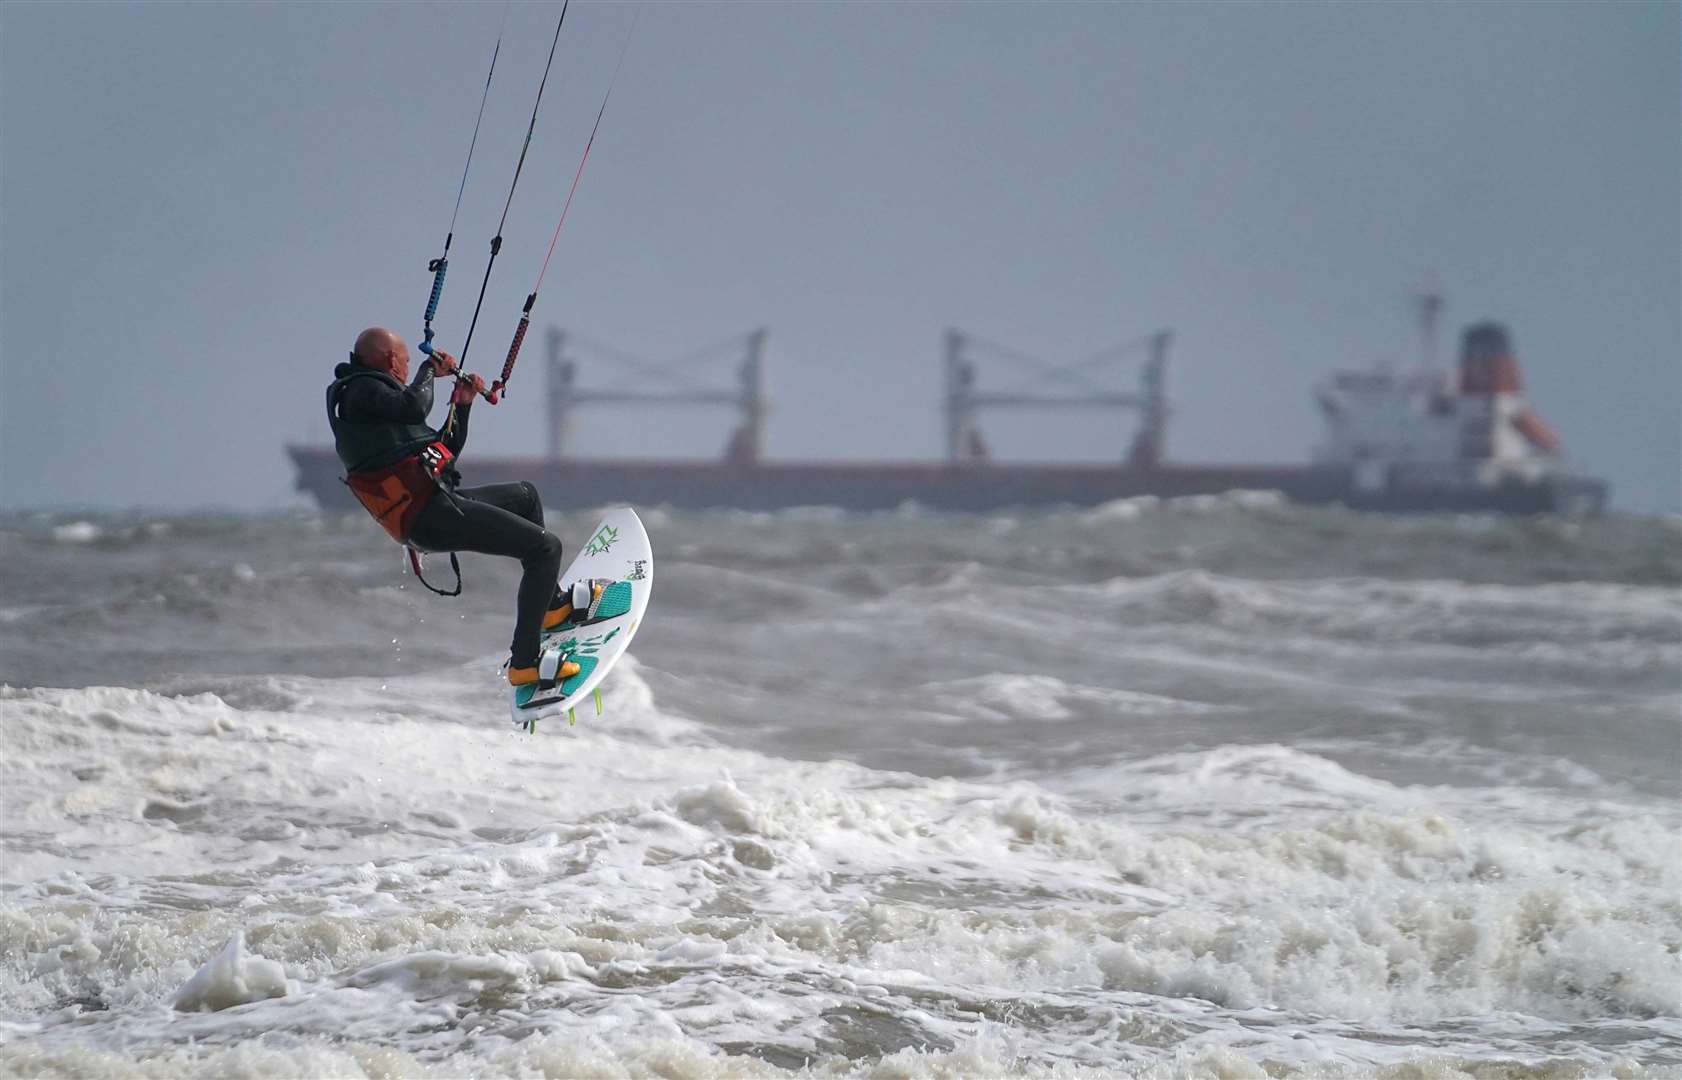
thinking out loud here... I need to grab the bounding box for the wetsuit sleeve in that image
[338,362,439,424]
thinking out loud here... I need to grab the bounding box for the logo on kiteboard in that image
[583,524,619,556]
[627,558,648,581]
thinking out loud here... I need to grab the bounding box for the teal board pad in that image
[593,582,633,620]
[559,654,598,696]
[543,581,634,635]
[514,653,599,711]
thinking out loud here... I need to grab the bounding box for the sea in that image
[1,494,1678,1078]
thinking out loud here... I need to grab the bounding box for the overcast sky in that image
[2,1,1677,511]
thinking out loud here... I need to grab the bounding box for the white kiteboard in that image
[510,506,652,732]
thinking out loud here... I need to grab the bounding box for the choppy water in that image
[2,495,1679,1078]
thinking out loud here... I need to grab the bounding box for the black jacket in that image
[326,358,470,475]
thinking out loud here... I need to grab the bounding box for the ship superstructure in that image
[1312,297,1600,512]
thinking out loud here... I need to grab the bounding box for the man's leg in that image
[408,487,562,670]
[451,482,546,529]
[454,483,596,624]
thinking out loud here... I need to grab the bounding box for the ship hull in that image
[288,447,1604,515]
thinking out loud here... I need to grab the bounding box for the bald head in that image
[351,326,411,382]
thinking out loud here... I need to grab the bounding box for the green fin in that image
[567,707,576,726]
[593,687,603,716]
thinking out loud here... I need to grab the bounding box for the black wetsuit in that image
[330,358,563,668]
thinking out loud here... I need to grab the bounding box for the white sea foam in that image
[905,673,1227,724]
[1081,496,1163,523]
[48,521,102,544]
[171,931,295,1012]
[4,683,1676,1044]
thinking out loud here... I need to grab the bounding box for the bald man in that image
[327,326,584,688]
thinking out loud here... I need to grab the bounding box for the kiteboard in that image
[510,506,652,732]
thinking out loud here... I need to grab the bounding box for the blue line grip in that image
[425,258,448,325]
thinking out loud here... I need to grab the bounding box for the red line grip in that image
[485,311,530,405]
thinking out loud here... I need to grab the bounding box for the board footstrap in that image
[544,580,634,634]
[515,652,599,711]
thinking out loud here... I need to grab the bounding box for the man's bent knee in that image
[529,530,563,566]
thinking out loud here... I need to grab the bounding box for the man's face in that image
[386,338,411,383]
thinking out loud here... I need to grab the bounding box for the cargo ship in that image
[290,302,1608,515]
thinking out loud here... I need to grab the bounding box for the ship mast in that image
[544,328,769,463]
[1414,286,1444,371]
[943,329,1172,467]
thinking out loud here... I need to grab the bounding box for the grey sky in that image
[2,1,1677,511]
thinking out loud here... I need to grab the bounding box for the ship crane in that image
[943,328,1172,467]
[544,327,768,463]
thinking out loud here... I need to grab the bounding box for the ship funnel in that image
[1456,322,1560,457]
[1459,323,1523,395]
